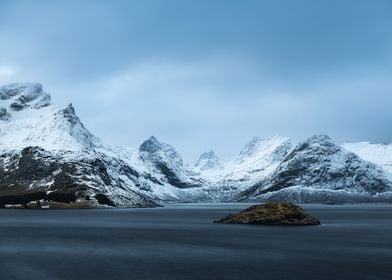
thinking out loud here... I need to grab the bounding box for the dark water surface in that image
[0,203,391,280]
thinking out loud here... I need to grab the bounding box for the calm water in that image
[0,203,391,280]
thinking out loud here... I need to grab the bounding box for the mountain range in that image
[1,83,391,207]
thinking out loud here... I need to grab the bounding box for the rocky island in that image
[214,202,321,225]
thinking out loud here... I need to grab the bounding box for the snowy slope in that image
[187,136,294,201]
[239,135,392,203]
[125,137,210,201]
[0,83,156,207]
[342,142,392,173]
[0,83,98,154]
[222,136,293,184]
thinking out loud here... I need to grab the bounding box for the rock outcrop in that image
[214,202,320,225]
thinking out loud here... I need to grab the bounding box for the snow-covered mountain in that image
[1,82,392,207]
[0,83,97,153]
[342,142,392,173]
[194,151,224,173]
[238,135,392,203]
[0,83,156,207]
[139,136,207,189]
[188,136,294,201]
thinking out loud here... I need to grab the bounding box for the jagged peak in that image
[0,82,52,111]
[195,150,221,165]
[139,136,162,153]
[239,136,262,156]
[292,134,335,153]
[56,103,83,127]
[305,134,332,143]
[199,150,218,159]
[61,103,76,115]
[195,150,223,171]
[139,136,184,168]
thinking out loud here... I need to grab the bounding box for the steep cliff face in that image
[139,136,206,189]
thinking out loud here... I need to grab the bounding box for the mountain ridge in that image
[1,82,391,207]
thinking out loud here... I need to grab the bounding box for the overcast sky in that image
[0,0,391,162]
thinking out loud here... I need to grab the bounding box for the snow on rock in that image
[1,82,392,206]
[342,142,392,173]
[194,151,224,172]
[0,107,11,121]
[187,136,294,202]
[139,136,207,190]
[239,135,392,203]
[0,83,98,154]
[0,83,51,110]
[0,83,157,207]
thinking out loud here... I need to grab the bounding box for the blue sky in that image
[0,0,391,161]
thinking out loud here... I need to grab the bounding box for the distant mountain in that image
[1,82,392,207]
[194,151,224,172]
[139,136,206,189]
[238,135,392,203]
[189,136,294,201]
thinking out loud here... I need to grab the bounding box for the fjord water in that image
[0,204,391,280]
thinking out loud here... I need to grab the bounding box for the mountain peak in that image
[306,134,332,143]
[139,136,183,166]
[199,150,218,159]
[244,133,392,202]
[195,150,224,171]
[0,83,96,153]
[139,136,162,153]
[239,136,263,157]
[291,134,336,155]
[61,103,75,115]
[0,82,51,111]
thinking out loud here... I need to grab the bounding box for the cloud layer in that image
[0,0,391,161]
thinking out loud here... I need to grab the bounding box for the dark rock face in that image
[10,101,26,111]
[17,147,58,180]
[139,136,163,154]
[95,193,115,206]
[0,146,110,196]
[0,145,159,208]
[155,162,189,188]
[0,107,11,121]
[1,147,126,205]
[0,192,77,208]
[214,203,320,225]
[139,136,206,189]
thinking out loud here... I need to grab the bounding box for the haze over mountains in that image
[1,83,391,207]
